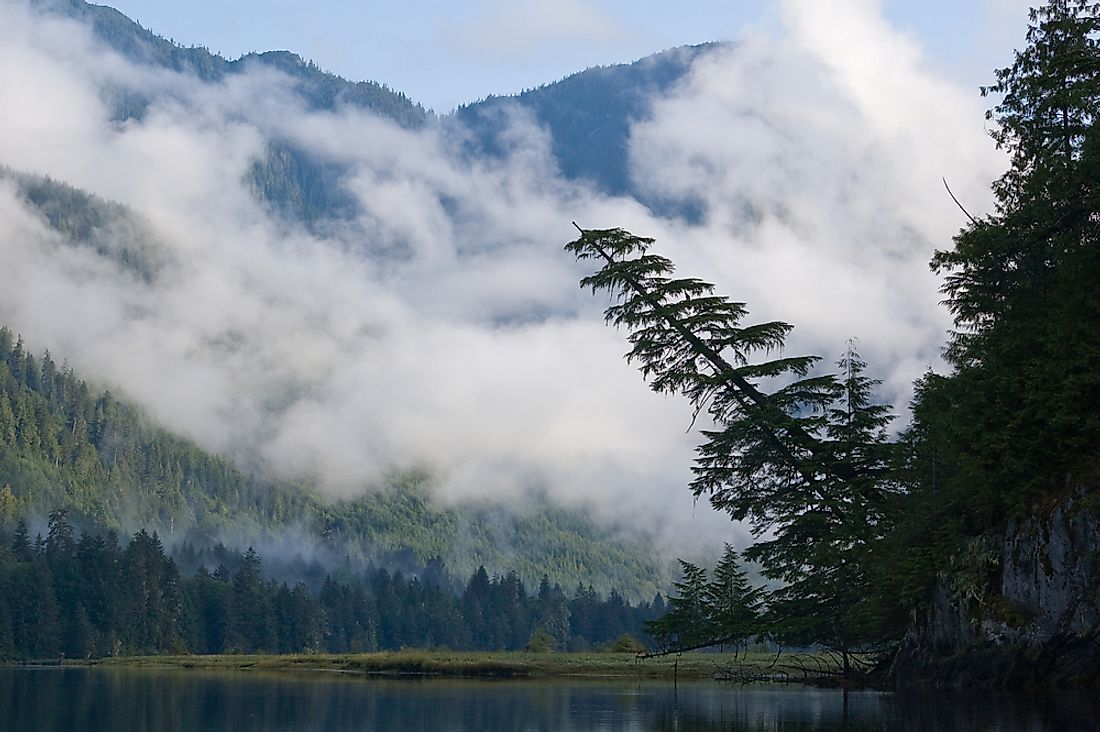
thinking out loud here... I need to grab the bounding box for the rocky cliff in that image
[891,489,1100,688]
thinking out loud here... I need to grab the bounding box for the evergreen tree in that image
[462,565,492,648]
[645,559,711,651]
[913,0,1100,530]
[0,396,15,447]
[567,583,602,651]
[274,582,321,653]
[566,227,835,500]
[227,547,275,652]
[373,569,405,649]
[705,544,761,652]
[568,228,899,668]
[0,591,13,659]
[751,346,900,665]
[121,530,182,652]
[183,567,229,654]
[11,520,33,562]
[7,561,61,658]
[532,576,570,651]
[63,605,97,659]
[75,531,124,648]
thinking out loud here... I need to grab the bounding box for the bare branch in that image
[943,177,979,225]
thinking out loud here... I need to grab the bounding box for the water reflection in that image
[0,667,1094,731]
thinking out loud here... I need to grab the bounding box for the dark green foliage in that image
[121,530,183,652]
[568,228,901,663]
[565,227,827,489]
[183,568,229,654]
[750,346,901,656]
[274,582,322,653]
[532,575,570,651]
[0,325,667,600]
[705,545,762,649]
[646,547,760,653]
[227,548,275,653]
[646,559,713,650]
[319,575,375,652]
[908,0,1100,541]
[6,561,61,658]
[570,3,1099,670]
[0,520,665,658]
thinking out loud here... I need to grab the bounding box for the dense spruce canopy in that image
[919,0,1100,525]
[0,324,664,599]
[0,511,665,659]
[646,545,761,654]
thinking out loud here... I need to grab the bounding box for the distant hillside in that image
[1,3,702,600]
[31,0,715,225]
[31,0,428,126]
[452,44,718,200]
[0,169,669,600]
[30,0,429,226]
[0,322,666,600]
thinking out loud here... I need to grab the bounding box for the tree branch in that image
[943,177,979,225]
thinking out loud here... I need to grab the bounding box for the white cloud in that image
[0,0,1014,559]
[627,1,1007,405]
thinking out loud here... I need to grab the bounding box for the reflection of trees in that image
[1,670,1096,730]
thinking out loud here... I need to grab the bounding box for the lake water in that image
[1,666,1096,730]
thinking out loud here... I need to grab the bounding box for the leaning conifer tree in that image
[567,226,899,668]
[566,226,835,502]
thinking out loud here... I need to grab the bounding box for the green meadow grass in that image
[84,650,842,681]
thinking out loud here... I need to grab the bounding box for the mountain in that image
[453,44,717,201]
[0,2,698,600]
[31,0,428,125]
[0,169,669,601]
[30,0,429,226]
[31,0,711,226]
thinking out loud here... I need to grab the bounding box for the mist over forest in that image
[0,0,1024,597]
[1,0,1099,695]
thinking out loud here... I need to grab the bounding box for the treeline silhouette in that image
[0,325,665,600]
[0,510,665,659]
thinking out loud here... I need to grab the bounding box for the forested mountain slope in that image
[0,166,668,599]
[0,4,682,601]
[31,0,428,126]
[0,319,666,600]
[452,44,717,200]
[31,0,712,225]
[30,0,428,225]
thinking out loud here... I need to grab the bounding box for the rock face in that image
[891,493,1100,688]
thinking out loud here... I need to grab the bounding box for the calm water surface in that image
[1,666,1096,731]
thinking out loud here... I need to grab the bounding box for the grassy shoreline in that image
[54,650,821,681]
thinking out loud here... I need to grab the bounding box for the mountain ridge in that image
[0,313,667,601]
[0,1,714,600]
[30,0,713,222]
[0,168,670,602]
[32,0,430,125]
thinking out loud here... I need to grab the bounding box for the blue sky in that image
[103,0,1033,113]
